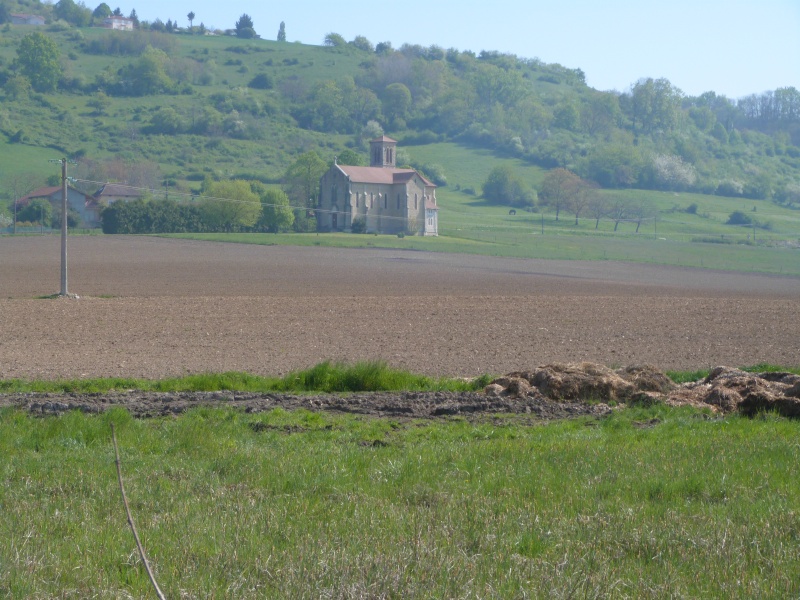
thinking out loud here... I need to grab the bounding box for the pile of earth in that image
[1,363,798,421]
[487,363,800,418]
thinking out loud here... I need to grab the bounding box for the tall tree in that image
[253,185,294,232]
[482,165,535,208]
[323,32,347,47]
[628,77,682,135]
[200,179,261,231]
[283,151,326,209]
[235,14,256,39]
[187,11,195,31]
[92,3,112,18]
[382,82,411,127]
[538,168,582,221]
[16,33,61,93]
[277,21,286,42]
[566,179,598,226]
[54,0,91,26]
[588,194,609,230]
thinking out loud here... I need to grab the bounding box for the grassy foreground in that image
[2,401,800,597]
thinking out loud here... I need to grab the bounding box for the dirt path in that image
[1,236,798,380]
[0,389,612,422]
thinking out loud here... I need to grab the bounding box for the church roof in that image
[370,135,398,143]
[337,165,436,187]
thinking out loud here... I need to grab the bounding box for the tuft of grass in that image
[0,361,489,394]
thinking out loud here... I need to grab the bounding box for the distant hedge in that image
[101,198,206,234]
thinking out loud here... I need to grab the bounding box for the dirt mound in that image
[487,363,673,404]
[670,367,800,417]
[487,363,800,418]
[2,365,798,422]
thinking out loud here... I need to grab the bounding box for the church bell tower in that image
[369,136,397,168]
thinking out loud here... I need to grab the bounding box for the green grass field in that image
[165,229,800,276]
[2,403,800,598]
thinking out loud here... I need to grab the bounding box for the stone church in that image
[317,136,438,236]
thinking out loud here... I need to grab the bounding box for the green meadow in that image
[167,229,800,275]
[2,403,800,598]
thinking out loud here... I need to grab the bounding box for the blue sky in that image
[125,0,799,99]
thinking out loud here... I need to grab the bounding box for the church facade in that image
[317,137,438,236]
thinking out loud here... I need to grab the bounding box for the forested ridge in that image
[1,1,799,215]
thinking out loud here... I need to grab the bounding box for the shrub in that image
[351,216,366,233]
[726,211,753,226]
[247,73,273,89]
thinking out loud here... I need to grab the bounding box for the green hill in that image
[1,17,799,252]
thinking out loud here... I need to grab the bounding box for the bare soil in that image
[1,235,798,419]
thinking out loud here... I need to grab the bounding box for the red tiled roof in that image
[371,135,397,143]
[425,198,438,210]
[337,165,437,187]
[337,165,413,184]
[17,186,94,207]
[18,186,61,204]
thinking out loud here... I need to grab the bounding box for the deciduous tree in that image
[93,3,112,18]
[323,32,346,47]
[253,185,294,232]
[200,179,261,231]
[349,35,373,52]
[235,14,256,39]
[382,82,411,128]
[283,151,326,209]
[628,77,682,134]
[539,168,582,221]
[54,0,91,26]
[482,165,536,208]
[16,198,52,226]
[16,33,61,93]
[336,149,364,166]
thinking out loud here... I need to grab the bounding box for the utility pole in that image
[50,158,74,297]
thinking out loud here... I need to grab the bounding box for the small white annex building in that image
[317,137,438,236]
[10,13,45,25]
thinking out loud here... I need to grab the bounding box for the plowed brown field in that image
[1,235,798,380]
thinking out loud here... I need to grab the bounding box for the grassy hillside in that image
[1,21,799,273]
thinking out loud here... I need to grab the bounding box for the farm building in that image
[317,137,438,236]
[94,183,145,204]
[10,13,45,25]
[17,186,101,228]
